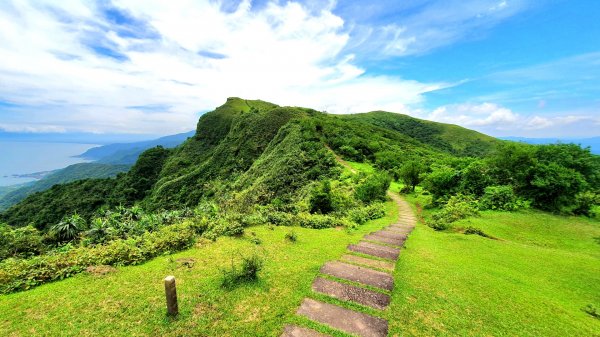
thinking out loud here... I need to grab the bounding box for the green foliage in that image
[398,160,426,192]
[571,191,599,217]
[355,171,391,203]
[309,180,334,214]
[479,185,526,211]
[347,203,387,225]
[0,222,197,294]
[429,194,479,230]
[423,165,460,201]
[463,226,493,239]
[51,213,86,242]
[219,252,264,289]
[374,149,403,171]
[284,230,297,242]
[0,224,45,260]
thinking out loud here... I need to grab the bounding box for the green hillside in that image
[0,98,499,229]
[0,163,130,212]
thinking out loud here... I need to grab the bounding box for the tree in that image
[398,160,426,192]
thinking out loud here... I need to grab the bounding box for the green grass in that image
[0,202,398,337]
[389,195,600,336]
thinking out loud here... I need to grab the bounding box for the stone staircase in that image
[282,194,416,337]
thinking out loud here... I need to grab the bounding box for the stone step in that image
[358,241,400,255]
[297,298,388,337]
[371,230,408,240]
[364,233,405,247]
[320,261,394,290]
[387,226,413,233]
[281,325,331,337]
[340,254,395,272]
[348,242,399,260]
[312,277,391,310]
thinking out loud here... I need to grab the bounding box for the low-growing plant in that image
[463,226,494,239]
[220,253,264,289]
[0,222,198,294]
[285,230,297,242]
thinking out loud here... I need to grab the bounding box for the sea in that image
[0,141,98,187]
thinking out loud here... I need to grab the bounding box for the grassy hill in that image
[0,97,500,229]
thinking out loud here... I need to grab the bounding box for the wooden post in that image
[164,275,178,316]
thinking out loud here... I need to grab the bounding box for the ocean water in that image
[0,141,98,186]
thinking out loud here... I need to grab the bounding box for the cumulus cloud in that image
[427,102,600,137]
[0,0,449,134]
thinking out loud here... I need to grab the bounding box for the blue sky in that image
[0,0,598,137]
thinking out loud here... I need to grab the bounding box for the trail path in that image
[282,193,416,337]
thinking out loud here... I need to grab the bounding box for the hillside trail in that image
[282,151,417,336]
[324,144,357,174]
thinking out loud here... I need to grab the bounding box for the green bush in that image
[463,226,493,239]
[309,180,334,214]
[347,203,386,225]
[479,185,526,211]
[0,224,45,260]
[571,191,598,217]
[429,194,479,231]
[285,230,298,242]
[0,222,198,294]
[355,172,391,204]
[220,253,264,289]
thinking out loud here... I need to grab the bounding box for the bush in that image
[0,222,198,294]
[285,230,297,242]
[0,224,45,260]
[355,172,391,204]
[220,253,264,289]
[428,194,479,231]
[571,191,598,217]
[347,203,386,225]
[479,185,526,211]
[309,180,334,214]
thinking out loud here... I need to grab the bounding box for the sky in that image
[0,0,599,138]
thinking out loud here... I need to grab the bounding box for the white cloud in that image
[345,0,533,57]
[0,0,449,134]
[427,102,600,137]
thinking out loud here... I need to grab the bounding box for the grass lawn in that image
[0,202,398,337]
[389,194,600,336]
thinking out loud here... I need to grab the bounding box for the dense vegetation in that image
[0,97,598,296]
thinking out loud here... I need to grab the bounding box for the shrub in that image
[0,222,198,294]
[571,191,598,217]
[285,230,297,242]
[423,165,460,201]
[0,224,45,260]
[220,253,264,289]
[428,194,479,231]
[309,180,334,214]
[51,213,86,242]
[479,185,526,211]
[347,203,386,225]
[355,172,391,204]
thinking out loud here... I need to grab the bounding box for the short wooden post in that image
[164,275,178,316]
